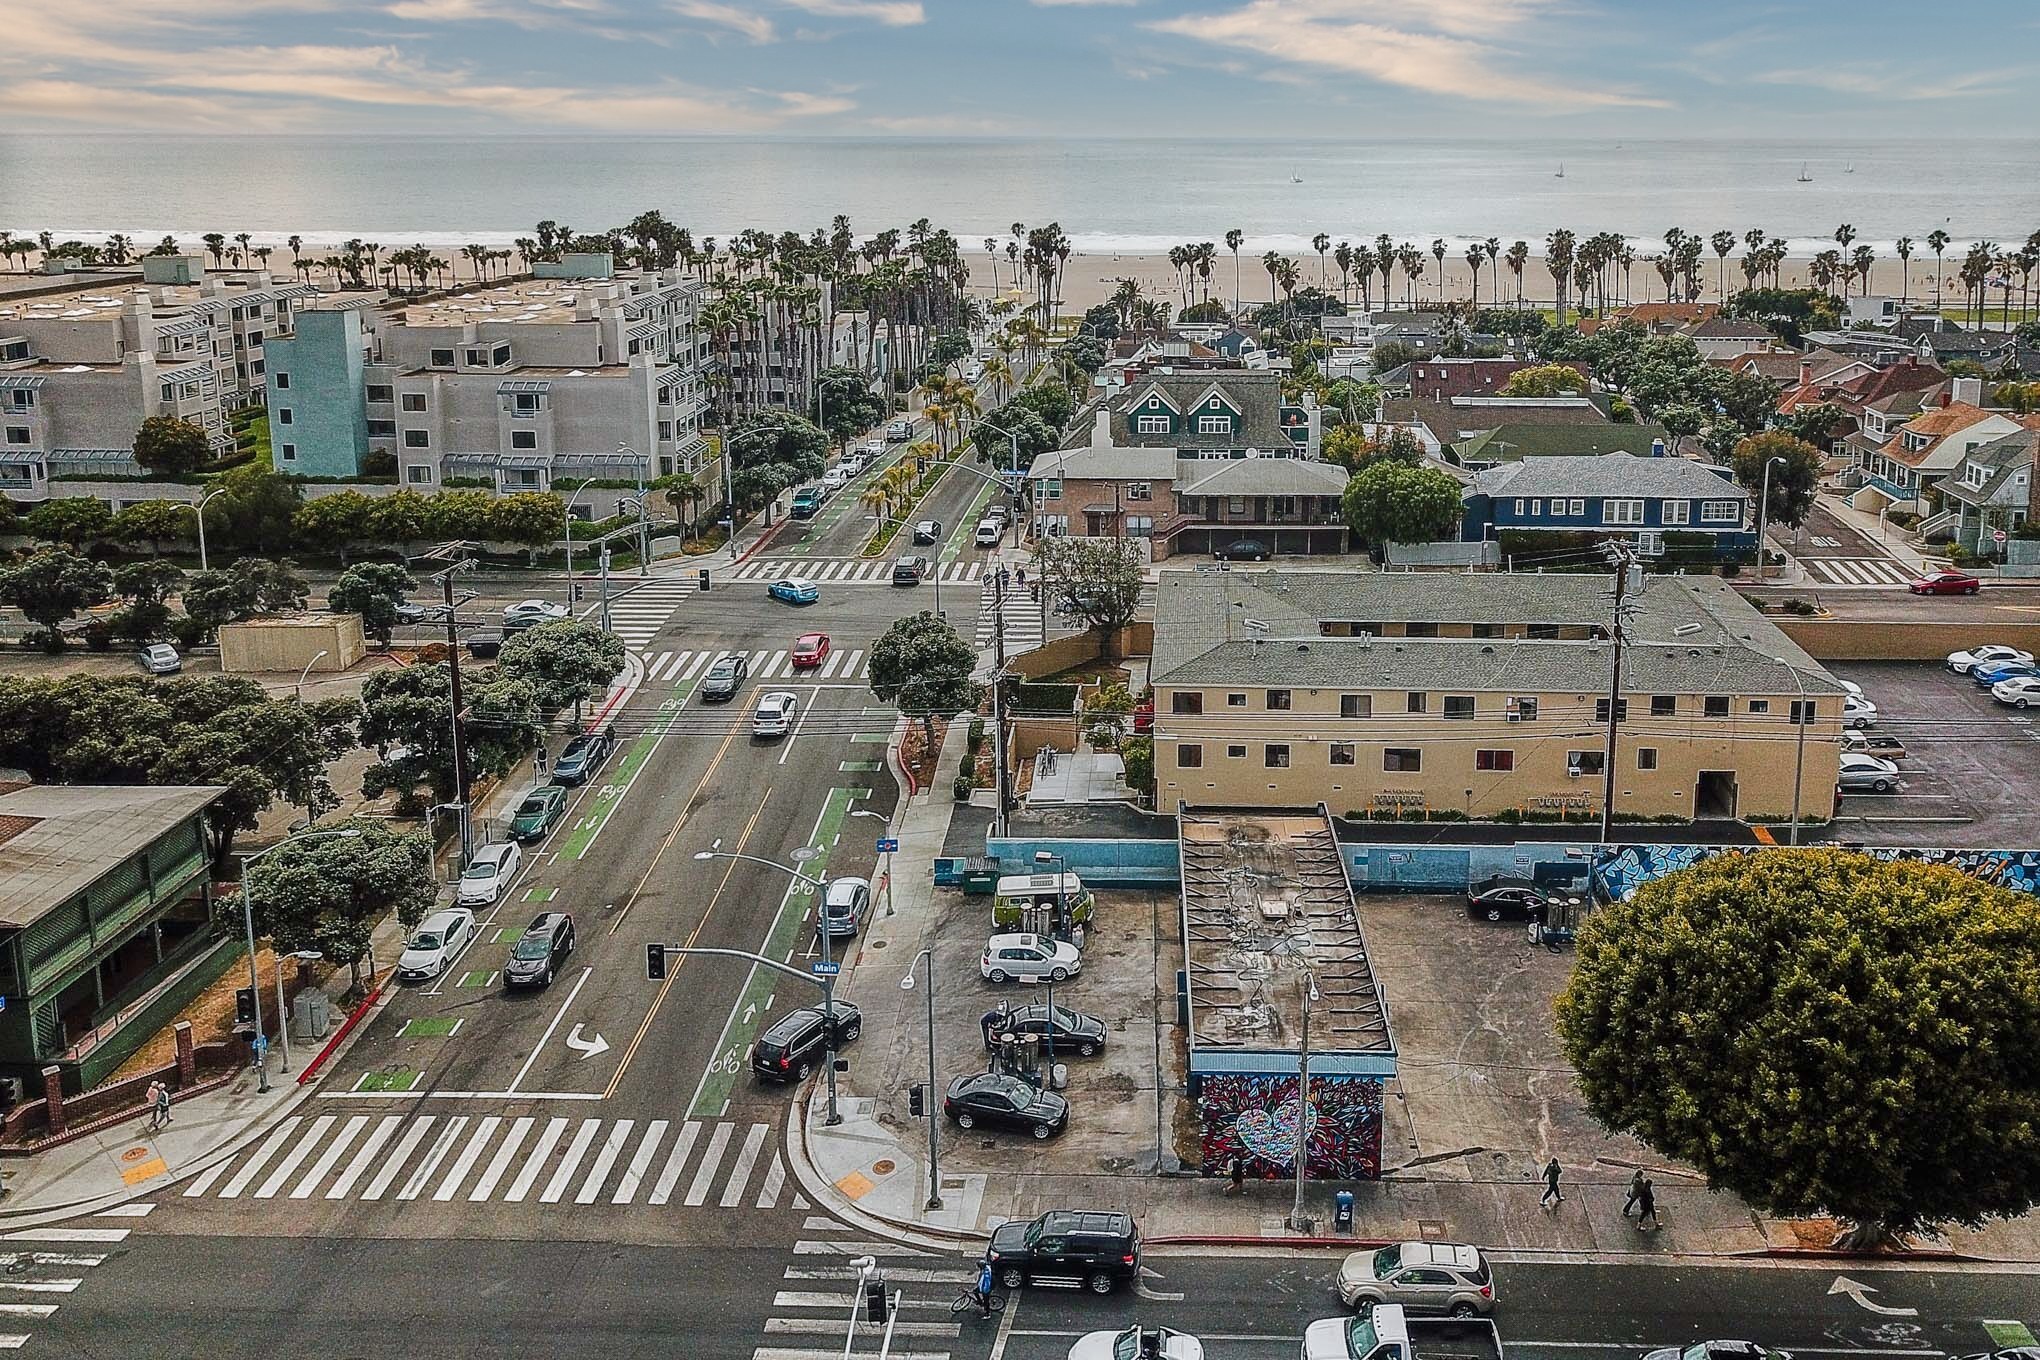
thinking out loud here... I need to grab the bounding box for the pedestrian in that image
[146,1080,171,1132]
[1016,566,1027,587]
[1636,1177,1659,1231]
[1539,1157,1563,1209]
[1622,1169,1645,1217]
[975,1255,997,1316]
[1227,1155,1245,1195]
[999,565,1010,590]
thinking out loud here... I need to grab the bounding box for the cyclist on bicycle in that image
[974,1257,997,1315]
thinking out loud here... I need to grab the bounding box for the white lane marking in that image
[779,692,818,766]
[538,1117,602,1204]
[764,1319,957,1338]
[291,1114,369,1199]
[719,1123,768,1207]
[360,1116,437,1202]
[682,1122,734,1207]
[842,649,863,678]
[505,966,594,1095]
[504,1116,569,1204]
[818,650,844,679]
[216,1117,303,1200]
[181,1157,235,1199]
[781,1266,955,1283]
[648,1120,701,1206]
[0,1308,56,1320]
[755,1155,787,1209]
[772,1292,953,1311]
[469,1116,535,1201]
[763,650,789,677]
[0,1282,78,1294]
[327,1114,403,1199]
[396,1116,469,1201]
[792,1239,930,1257]
[574,1118,634,1204]
[433,1116,502,1201]
[92,1204,155,1218]
[610,1119,670,1205]
[0,1255,104,1268]
[253,1114,334,1199]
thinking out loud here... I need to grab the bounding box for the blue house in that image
[1461,452,1754,556]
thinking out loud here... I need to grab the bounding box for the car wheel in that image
[1000,1266,1026,1290]
[1874,778,1892,793]
[544,967,555,986]
[1967,585,1980,594]
[1031,1123,1053,1141]
[1449,1303,1479,1320]
[1049,967,1069,983]
[1484,906,1503,922]
[955,1112,975,1129]
[841,1023,861,1043]
[1085,1272,1114,1295]
[1352,1294,1383,1314]
[797,1060,814,1080]
[1077,1041,1098,1058]
[988,968,1009,984]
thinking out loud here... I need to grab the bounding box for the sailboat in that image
[1554,162,1565,179]
[1845,162,1856,174]
[1797,162,1813,182]
[1290,174,1303,184]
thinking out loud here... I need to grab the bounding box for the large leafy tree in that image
[489,492,566,563]
[133,415,212,476]
[817,366,888,448]
[1341,460,1461,545]
[292,491,376,562]
[1498,363,1587,397]
[24,497,113,547]
[366,488,432,552]
[111,559,185,644]
[1556,849,2040,1249]
[1731,430,1823,529]
[234,816,436,990]
[727,410,828,481]
[1031,536,1144,632]
[181,557,309,638]
[210,464,303,553]
[0,547,114,650]
[327,562,418,646]
[423,488,494,543]
[497,620,625,717]
[360,662,545,811]
[110,500,194,555]
[868,611,981,747]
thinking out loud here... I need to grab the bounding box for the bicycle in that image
[949,1284,1008,1318]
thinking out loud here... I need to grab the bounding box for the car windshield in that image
[512,936,552,961]
[517,800,544,817]
[1682,1347,1713,1360]
[1371,1245,1402,1278]
[709,661,735,678]
[1046,1004,1081,1029]
[461,862,498,879]
[408,932,441,950]
[1345,1315,1379,1354]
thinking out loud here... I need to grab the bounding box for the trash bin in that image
[1334,1190,1355,1232]
[1047,1062,1069,1092]
[959,858,1000,896]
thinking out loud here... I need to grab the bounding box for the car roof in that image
[473,842,517,864]
[524,911,568,935]
[1401,1241,1482,1270]
[1037,1209,1134,1234]
[781,577,818,589]
[420,908,471,930]
[708,654,740,669]
[796,632,827,644]
[825,876,872,898]
[758,690,798,707]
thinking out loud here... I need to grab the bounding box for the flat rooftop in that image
[0,784,226,930]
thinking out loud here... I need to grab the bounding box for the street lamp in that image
[899,949,941,1210]
[293,650,328,701]
[1755,454,1787,582]
[178,486,226,573]
[1290,970,1320,1233]
[692,842,843,1125]
[617,442,651,577]
[849,808,896,918]
[239,828,360,1092]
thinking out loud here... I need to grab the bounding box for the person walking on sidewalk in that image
[1635,1177,1660,1231]
[146,1079,172,1132]
[1622,1169,1645,1217]
[1539,1157,1563,1209]
[1226,1155,1245,1195]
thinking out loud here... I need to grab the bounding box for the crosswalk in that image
[727,559,983,586]
[597,577,702,649]
[752,1219,967,1360]
[0,1219,134,1350]
[1802,556,1917,586]
[974,576,1045,654]
[179,1114,801,1212]
[637,647,869,685]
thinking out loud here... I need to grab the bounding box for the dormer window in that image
[1136,415,1169,434]
[1197,415,1232,435]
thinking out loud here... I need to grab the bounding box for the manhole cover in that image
[872,1159,896,1176]
[869,939,887,950]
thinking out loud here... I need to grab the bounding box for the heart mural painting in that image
[1234,1097,1317,1164]
[1199,1073,1384,1180]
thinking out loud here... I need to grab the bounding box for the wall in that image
[1780,619,2040,661]
[982,837,1180,887]
[219,614,367,673]
[266,309,368,478]
[1196,1072,1384,1180]
[1341,839,1593,892]
[1591,842,2040,902]
[1007,625,1152,681]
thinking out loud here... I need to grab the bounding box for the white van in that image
[885,419,914,443]
[975,518,1003,548]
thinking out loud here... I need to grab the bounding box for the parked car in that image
[466,628,504,659]
[985,501,1011,526]
[1217,538,1270,562]
[818,876,872,938]
[821,465,852,492]
[981,1002,1108,1057]
[975,518,1003,547]
[790,632,831,668]
[1972,659,2040,687]
[1947,644,2032,674]
[752,690,799,739]
[701,652,749,702]
[136,643,182,675]
[503,911,575,989]
[551,727,615,785]
[504,598,569,629]
[981,932,1081,984]
[944,1072,1069,1140]
[891,555,929,585]
[1336,1241,1495,1316]
[913,518,942,544]
[768,576,821,605]
[1132,699,1153,734]
[1842,730,1906,759]
[985,1209,1142,1294]
[842,450,871,474]
[885,419,915,442]
[1838,752,1900,793]
[397,908,476,982]
[1643,1343,1792,1360]
[1842,693,1878,729]
[750,1001,862,1082]
[1068,1329,1202,1360]
[1467,883,1548,923]
[457,841,523,907]
[1908,569,1981,595]
[1993,676,2040,708]
[790,487,826,519]
[509,785,569,840]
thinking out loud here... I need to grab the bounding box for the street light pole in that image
[849,808,895,918]
[1756,454,1785,582]
[1290,971,1319,1232]
[1772,654,1810,845]
[293,649,328,702]
[239,829,360,1093]
[618,443,650,577]
[901,948,942,1210]
[179,486,225,573]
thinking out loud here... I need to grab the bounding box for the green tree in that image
[1031,536,1144,633]
[132,415,212,476]
[235,816,436,990]
[1556,849,2040,1249]
[489,492,566,564]
[868,611,982,747]
[0,547,114,650]
[1341,461,1461,545]
[365,489,432,551]
[1008,380,1075,431]
[727,410,829,481]
[1120,734,1154,798]
[360,663,545,811]
[1498,363,1588,397]
[110,500,194,555]
[1369,339,1418,373]
[1322,424,1423,473]
[817,367,889,449]
[1731,430,1822,529]
[1782,400,1851,447]
[969,404,1056,468]
[422,488,494,543]
[327,562,418,646]
[110,559,185,644]
[291,491,376,563]
[210,464,303,553]
[496,620,625,717]
[24,496,113,547]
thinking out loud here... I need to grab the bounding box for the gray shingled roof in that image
[1115,372,1290,451]
[1453,424,1673,463]
[1030,444,1179,482]
[0,784,225,929]
[1470,452,1748,502]
[1176,458,1349,498]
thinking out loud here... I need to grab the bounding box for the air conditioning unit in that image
[1566,764,1583,779]
[1506,711,1522,723]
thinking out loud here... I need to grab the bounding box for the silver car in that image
[1336,1241,1495,1316]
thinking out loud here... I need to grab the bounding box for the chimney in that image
[1939,389,1952,408]
[1650,438,1666,458]
[1951,376,1983,407]
[1092,408,1112,447]
[1798,358,1813,386]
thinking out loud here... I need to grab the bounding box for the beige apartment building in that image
[1150,571,1846,823]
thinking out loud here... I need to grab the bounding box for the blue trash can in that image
[1334,1190,1355,1232]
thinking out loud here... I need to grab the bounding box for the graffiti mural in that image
[1591,843,2040,903]
[1197,1073,1383,1180]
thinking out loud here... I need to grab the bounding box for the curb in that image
[296,980,386,1085]
[780,1095,987,1253]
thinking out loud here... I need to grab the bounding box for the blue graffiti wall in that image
[1592,844,2040,901]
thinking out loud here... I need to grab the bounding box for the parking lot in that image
[1827,659,2040,846]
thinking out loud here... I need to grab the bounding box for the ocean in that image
[3,135,2036,258]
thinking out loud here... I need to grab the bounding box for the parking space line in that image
[503,1116,569,1203]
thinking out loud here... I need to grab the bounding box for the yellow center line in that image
[603,789,771,1100]
[607,707,746,937]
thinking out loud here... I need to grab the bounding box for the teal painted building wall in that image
[266,309,368,478]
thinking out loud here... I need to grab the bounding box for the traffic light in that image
[908,1083,924,1117]
[234,988,257,1025]
[861,1279,887,1324]
[645,943,666,980]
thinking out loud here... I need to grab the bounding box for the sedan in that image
[1218,538,1270,562]
[1947,644,2032,674]
[551,727,614,785]
[1972,660,2040,688]
[397,908,476,983]
[457,842,522,907]
[1467,884,1547,923]
[504,598,570,629]
[509,785,568,840]
[981,1003,1108,1057]
[1993,676,2040,708]
[791,632,831,668]
[1643,1343,1791,1360]
[944,1072,1069,1140]
[1842,693,1878,729]
[1842,731,1906,760]
[1838,752,1900,794]
[701,652,749,702]
[1069,1329,1203,1360]
[769,577,821,606]
[1908,569,1982,595]
[912,519,942,544]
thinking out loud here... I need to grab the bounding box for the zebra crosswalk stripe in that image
[719,1123,768,1208]
[291,1114,369,1199]
[252,1113,334,1199]
[684,1123,735,1207]
[610,1120,669,1205]
[648,1120,701,1206]
[216,1117,302,1199]
[433,1116,501,1202]
[575,1119,634,1205]
[538,1117,603,1204]
[395,1115,468,1201]
[468,1115,534,1202]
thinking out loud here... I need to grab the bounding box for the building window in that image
[1178,743,1203,768]
[367,419,396,437]
[1508,696,1538,721]
[3,428,28,445]
[1568,498,1586,516]
[429,348,455,367]
[1604,499,1644,526]
[274,372,290,390]
[1127,482,1152,501]
[406,465,433,484]
[276,407,293,425]
[1340,694,1371,718]
[1749,699,1770,714]
[1264,744,1291,768]
[1637,748,1658,770]
[1569,750,1606,775]
[1472,623,1502,638]
[401,393,427,412]
[1701,500,1741,524]
[403,430,429,448]
[1136,415,1169,434]
[1227,693,1248,707]
[1384,748,1422,772]
[1126,515,1153,535]
[1227,744,1247,759]
[1527,623,1560,639]
[1790,700,1817,724]
[1594,698,1630,722]
[1476,749,1514,771]
[1405,622,1439,638]
[1513,499,1524,514]
[279,443,297,462]
[493,344,511,366]
[1330,743,1355,766]
[1171,692,1203,714]
[511,430,537,450]
[1443,695,1475,719]
[367,384,394,403]
[1530,499,1542,515]
[514,393,541,413]
[1266,689,1292,710]
[1662,500,1690,526]
[1650,695,1677,717]
[1705,695,1730,718]
[1197,415,1232,434]
[1407,692,1427,714]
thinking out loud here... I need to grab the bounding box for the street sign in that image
[1994,529,2009,544]
[876,837,899,854]
[811,959,841,977]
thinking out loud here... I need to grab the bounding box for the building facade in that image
[1462,451,1754,558]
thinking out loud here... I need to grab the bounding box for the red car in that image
[1908,570,1982,596]
[791,632,831,668]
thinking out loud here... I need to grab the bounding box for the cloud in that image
[1750,63,2027,100]
[669,0,778,41]
[1148,0,1666,111]
[1030,0,1141,6]
[783,0,925,25]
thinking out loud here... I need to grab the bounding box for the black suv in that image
[552,727,614,786]
[750,1001,863,1082]
[985,1209,1141,1294]
[503,912,575,989]
[702,653,749,702]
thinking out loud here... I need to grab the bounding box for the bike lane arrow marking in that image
[1829,1276,1916,1316]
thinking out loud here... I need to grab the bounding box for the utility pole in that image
[1597,541,1639,844]
[990,570,1010,838]
[435,556,476,867]
[1289,971,1318,1232]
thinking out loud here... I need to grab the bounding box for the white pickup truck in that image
[1302,1305,1504,1360]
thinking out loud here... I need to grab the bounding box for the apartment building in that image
[267,264,709,492]
[1149,570,1846,823]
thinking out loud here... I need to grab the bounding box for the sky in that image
[2,0,2035,137]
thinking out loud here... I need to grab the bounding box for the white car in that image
[752,690,799,738]
[821,465,852,491]
[975,518,1003,547]
[137,643,182,675]
[981,932,1082,984]
[397,908,476,982]
[842,451,870,475]
[503,598,568,629]
[1842,693,1878,729]
[1069,1328,1203,1360]
[458,842,523,906]
[1947,644,2033,675]
[1993,676,2040,708]
[1838,752,1900,793]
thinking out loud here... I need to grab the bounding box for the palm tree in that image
[1484,238,1501,310]
[202,233,226,268]
[1333,242,1353,304]
[1833,223,1857,296]
[234,233,252,269]
[1195,242,1216,308]
[1544,229,1576,326]
[1505,241,1529,311]
[1463,244,1484,315]
[1262,250,1281,304]
[287,234,303,271]
[982,355,1014,404]
[1376,236,1395,314]
[1399,246,1424,307]
[1928,228,1952,310]
[1312,232,1331,288]
[103,233,131,265]
[1430,239,1447,302]
[1851,244,1876,298]
[1224,228,1243,313]
[1710,230,1735,300]
[1894,236,1914,306]
[1352,246,1376,311]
